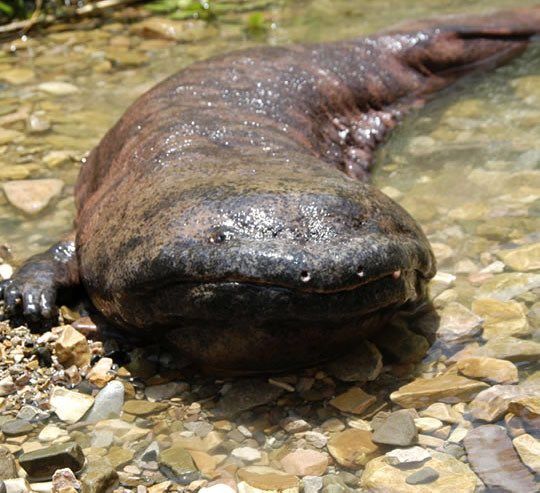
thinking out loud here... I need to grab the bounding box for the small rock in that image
[304,431,328,449]
[464,425,536,492]
[38,424,67,442]
[384,446,431,467]
[390,374,488,408]
[237,466,299,493]
[49,386,94,424]
[302,476,323,493]
[468,384,527,422]
[0,446,17,480]
[159,445,199,483]
[55,325,91,368]
[52,468,80,492]
[496,242,540,272]
[18,442,84,481]
[475,336,540,362]
[372,410,417,447]
[3,479,31,493]
[476,272,540,301]
[80,457,118,493]
[106,445,134,469]
[512,433,540,474]
[2,179,64,215]
[0,128,23,146]
[413,417,443,433]
[456,356,518,384]
[472,298,530,339]
[184,421,213,438]
[86,357,113,388]
[0,68,35,85]
[327,429,379,469]
[231,447,261,463]
[131,18,215,42]
[361,451,476,492]
[280,417,310,434]
[437,302,483,343]
[17,405,48,423]
[37,82,79,95]
[405,467,439,485]
[280,449,328,477]
[123,400,167,416]
[1,419,34,437]
[26,113,50,133]
[145,382,184,402]
[85,380,125,423]
[329,387,376,415]
[0,376,15,397]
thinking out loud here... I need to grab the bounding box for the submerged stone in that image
[372,410,417,447]
[18,442,84,481]
[2,179,64,216]
[216,379,283,417]
[361,451,476,492]
[471,298,530,339]
[496,242,540,271]
[464,425,536,493]
[327,429,379,469]
[512,434,540,474]
[437,302,482,343]
[329,388,376,415]
[456,357,518,384]
[390,374,488,409]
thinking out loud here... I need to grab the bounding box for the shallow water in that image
[0,0,539,490]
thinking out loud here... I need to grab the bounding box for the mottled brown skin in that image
[2,8,540,372]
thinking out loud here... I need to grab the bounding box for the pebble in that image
[0,68,35,85]
[280,449,328,477]
[471,298,530,339]
[304,431,328,449]
[329,387,376,415]
[37,81,79,95]
[130,18,215,42]
[55,325,91,368]
[468,384,527,422]
[413,417,443,433]
[49,386,94,424]
[237,466,299,492]
[385,446,431,467]
[456,356,518,384]
[0,446,17,480]
[85,380,125,423]
[2,179,64,216]
[372,410,417,446]
[464,425,536,492]
[437,302,483,343]
[159,445,198,483]
[144,382,184,401]
[231,447,261,463]
[496,242,540,271]
[361,451,477,492]
[302,476,323,493]
[18,442,84,481]
[86,357,114,387]
[280,417,310,433]
[123,400,167,416]
[390,374,488,408]
[327,429,379,469]
[405,467,440,485]
[1,420,34,437]
[0,376,15,397]
[512,434,540,474]
[476,272,540,301]
[38,424,67,442]
[51,468,81,492]
[475,336,540,361]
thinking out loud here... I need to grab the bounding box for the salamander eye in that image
[357,265,365,277]
[300,270,311,282]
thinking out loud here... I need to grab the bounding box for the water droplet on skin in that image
[393,270,401,279]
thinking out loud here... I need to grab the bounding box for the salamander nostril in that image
[300,270,311,282]
[356,265,365,277]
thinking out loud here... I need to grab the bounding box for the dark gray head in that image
[78,155,435,371]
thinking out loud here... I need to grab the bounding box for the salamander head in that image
[80,158,435,371]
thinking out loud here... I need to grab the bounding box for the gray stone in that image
[405,467,440,485]
[85,380,124,423]
[372,410,417,446]
[80,457,118,493]
[18,442,85,481]
[1,419,34,437]
[159,445,200,484]
[303,476,323,493]
[0,447,17,480]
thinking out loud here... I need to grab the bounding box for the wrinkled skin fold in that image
[2,7,540,372]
